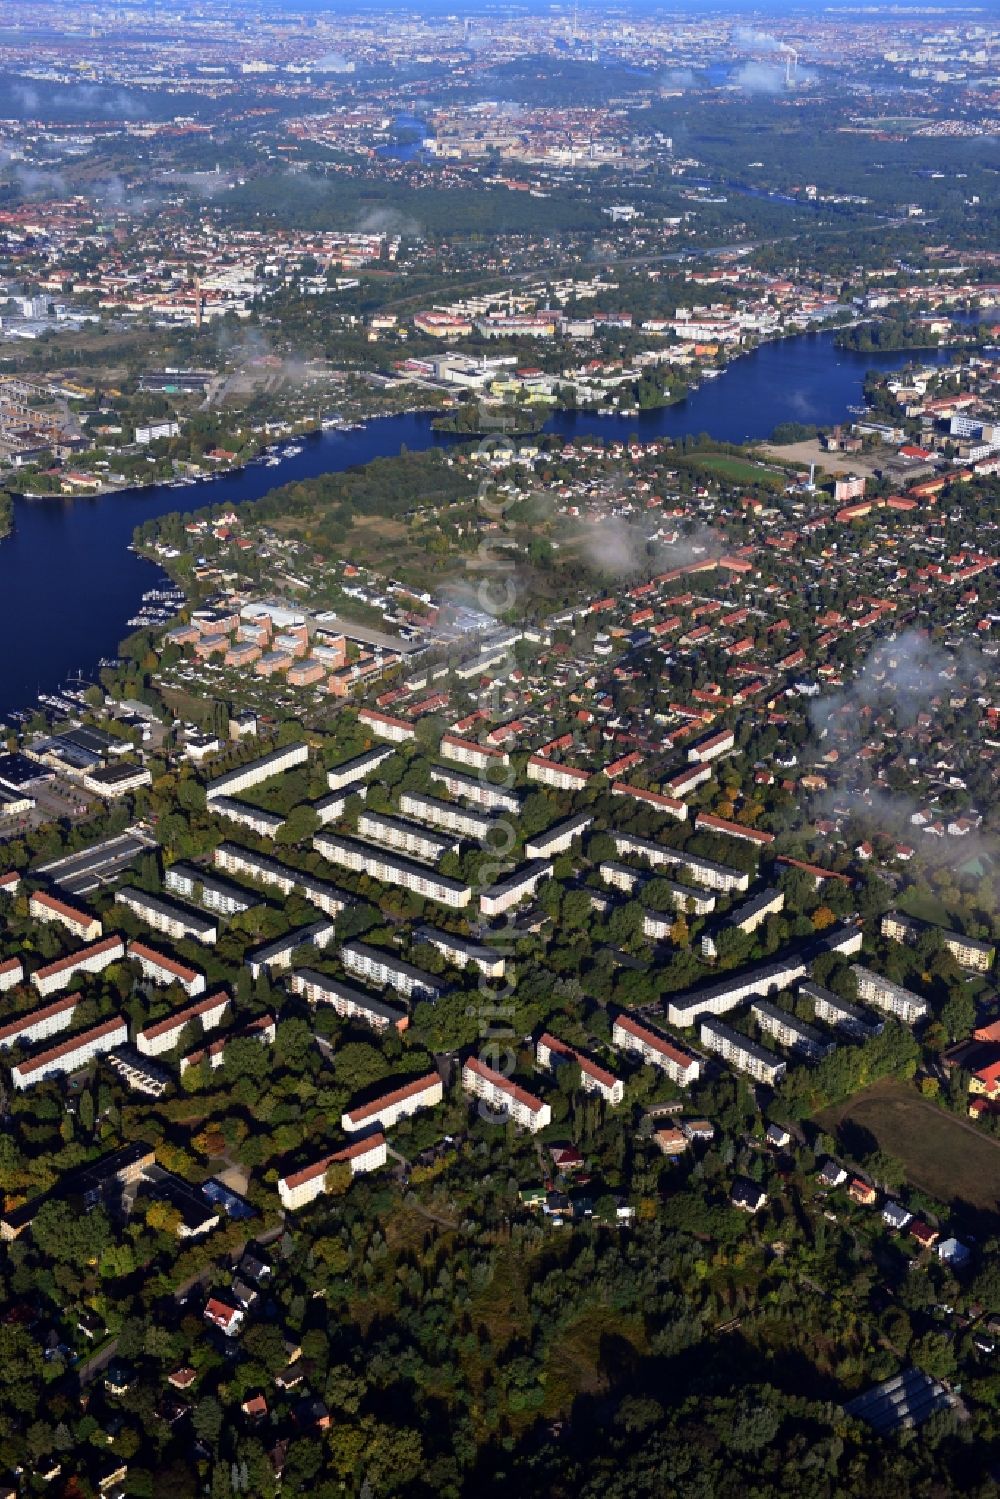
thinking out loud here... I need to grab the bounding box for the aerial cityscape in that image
[0,0,999,1493]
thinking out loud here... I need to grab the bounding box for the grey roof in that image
[843,1367,952,1434]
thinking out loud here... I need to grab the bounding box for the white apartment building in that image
[0,957,23,992]
[278,1131,387,1211]
[667,954,810,1030]
[356,810,458,864]
[600,861,646,895]
[536,1032,623,1105]
[525,813,594,860]
[29,890,102,942]
[611,782,688,822]
[429,766,521,815]
[480,859,553,918]
[327,746,393,791]
[687,728,736,765]
[665,763,714,798]
[399,790,494,842]
[136,989,230,1057]
[357,708,415,743]
[462,1056,551,1132]
[115,887,218,946]
[439,734,509,772]
[881,912,994,974]
[165,862,258,917]
[209,796,286,839]
[526,755,590,793]
[611,1014,701,1086]
[341,940,443,1002]
[701,886,784,959]
[31,935,127,998]
[612,834,749,894]
[127,940,206,997]
[205,740,309,800]
[341,1071,443,1133]
[180,1013,276,1075]
[414,925,506,979]
[313,832,472,909]
[289,968,408,1031]
[0,993,79,1051]
[211,844,351,921]
[11,1015,129,1090]
[700,1017,787,1086]
[751,999,834,1062]
[246,920,335,980]
[851,965,930,1025]
[642,882,718,928]
[801,982,883,1040]
[213,842,298,895]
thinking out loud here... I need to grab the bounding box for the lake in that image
[0,330,956,720]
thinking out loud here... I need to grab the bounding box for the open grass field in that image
[816,1077,1000,1217]
[678,452,787,486]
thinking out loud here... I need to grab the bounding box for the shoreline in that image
[0,326,847,507]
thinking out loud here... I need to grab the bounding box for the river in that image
[0,330,958,721]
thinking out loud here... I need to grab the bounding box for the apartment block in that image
[611,1014,700,1086]
[0,993,79,1051]
[525,812,594,860]
[31,935,126,998]
[414,925,506,978]
[10,1015,129,1090]
[115,887,218,946]
[180,1013,276,1075]
[701,886,784,958]
[165,862,259,917]
[612,834,749,894]
[0,957,23,992]
[341,940,444,1002]
[751,998,834,1061]
[289,968,408,1032]
[313,832,472,909]
[439,734,509,772]
[881,911,994,974]
[611,782,688,821]
[461,1057,552,1132]
[278,1132,387,1211]
[136,989,230,1058]
[801,981,883,1040]
[342,1070,443,1133]
[326,746,393,791]
[687,728,736,764]
[480,859,553,918]
[246,921,335,980]
[356,810,458,864]
[205,740,309,801]
[213,841,298,895]
[667,954,809,1029]
[126,940,205,997]
[536,1032,623,1105]
[357,708,415,743]
[429,766,521,815]
[399,790,495,842]
[208,796,286,839]
[699,1018,787,1086]
[29,890,102,942]
[526,755,590,793]
[851,965,930,1025]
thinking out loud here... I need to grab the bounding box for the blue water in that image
[0,330,953,720]
[377,113,430,162]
